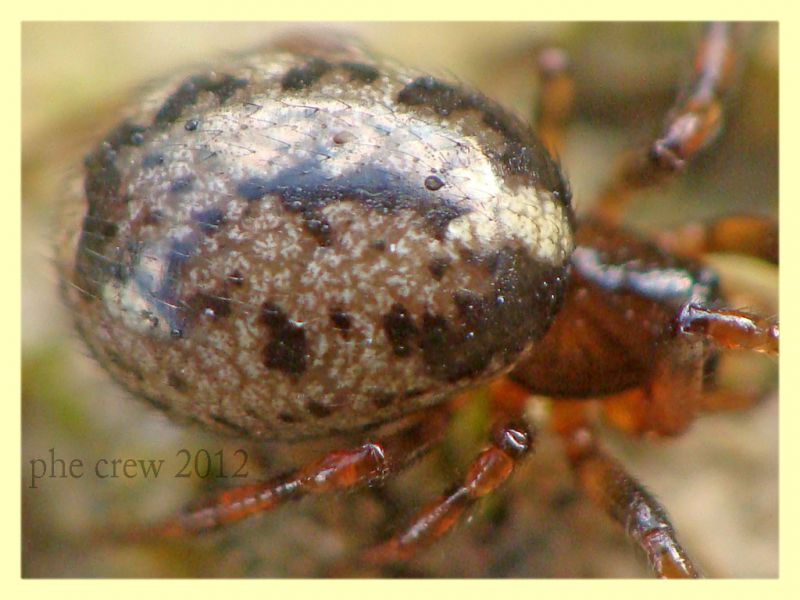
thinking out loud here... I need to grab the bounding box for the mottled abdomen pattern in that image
[58,37,574,440]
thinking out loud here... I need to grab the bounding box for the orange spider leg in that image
[647,215,778,418]
[595,22,737,224]
[600,383,770,436]
[551,401,700,578]
[678,303,778,355]
[363,390,533,564]
[115,408,451,542]
[534,46,574,154]
[602,303,778,437]
[655,214,778,265]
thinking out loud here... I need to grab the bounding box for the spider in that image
[23,22,777,578]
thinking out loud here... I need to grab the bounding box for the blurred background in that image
[22,22,778,577]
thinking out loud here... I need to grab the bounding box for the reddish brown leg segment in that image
[364,417,533,564]
[122,409,451,541]
[601,377,771,436]
[534,46,574,154]
[656,215,778,265]
[603,304,777,436]
[643,334,706,436]
[552,403,700,578]
[595,23,736,224]
[679,303,778,355]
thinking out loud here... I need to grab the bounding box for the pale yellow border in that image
[10,0,796,597]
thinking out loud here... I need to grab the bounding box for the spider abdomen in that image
[57,37,575,440]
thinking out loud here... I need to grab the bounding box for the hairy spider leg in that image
[656,214,778,265]
[534,46,574,154]
[363,395,533,564]
[523,25,777,576]
[551,22,775,433]
[110,408,451,542]
[550,400,700,578]
[599,302,777,436]
[595,22,737,225]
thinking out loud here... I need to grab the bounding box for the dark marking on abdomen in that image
[305,399,333,418]
[169,174,195,194]
[329,309,352,338]
[397,76,571,205]
[281,58,332,90]
[340,62,379,83]
[193,207,226,236]
[428,257,450,280]
[154,73,248,126]
[235,161,468,241]
[75,121,150,300]
[260,301,308,376]
[383,304,418,357]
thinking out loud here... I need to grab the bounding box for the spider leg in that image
[534,46,574,154]
[601,302,777,436]
[551,401,701,578]
[601,383,772,437]
[642,218,778,419]
[678,303,778,354]
[623,328,705,436]
[594,22,737,225]
[363,398,533,564]
[655,214,778,265]
[111,408,451,542]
